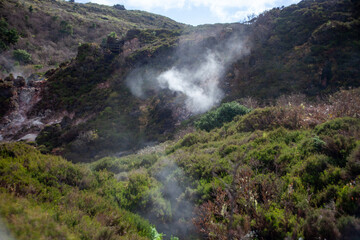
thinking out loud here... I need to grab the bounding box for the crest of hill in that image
[0,0,185,73]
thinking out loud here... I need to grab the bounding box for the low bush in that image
[195,102,251,131]
[0,17,19,51]
[346,145,360,177]
[13,49,32,63]
[0,142,155,239]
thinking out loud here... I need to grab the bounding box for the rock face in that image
[0,75,67,142]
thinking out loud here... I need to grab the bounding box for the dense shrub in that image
[346,145,360,177]
[315,117,360,136]
[301,154,330,191]
[236,107,279,132]
[12,49,32,63]
[195,102,251,131]
[35,124,62,153]
[0,18,18,51]
[0,143,155,239]
[59,20,73,36]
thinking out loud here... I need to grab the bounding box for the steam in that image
[157,51,223,113]
[126,30,250,114]
[149,159,196,238]
[0,218,14,240]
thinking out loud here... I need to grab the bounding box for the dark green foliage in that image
[36,124,62,153]
[0,81,15,118]
[12,49,32,63]
[0,142,155,240]
[301,154,330,191]
[0,18,19,51]
[315,117,360,136]
[91,153,159,173]
[337,184,360,217]
[166,112,360,239]
[59,20,73,36]
[346,145,360,177]
[315,118,360,166]
[227,0,360,100]
[195,102,251,131]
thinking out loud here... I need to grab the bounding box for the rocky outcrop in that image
[0,75,68,142]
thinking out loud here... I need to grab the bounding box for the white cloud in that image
[84,0,299,24]
[122,0,186,10]
[122,0,298,22]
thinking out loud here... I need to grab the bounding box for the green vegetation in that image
[0,80,14,118]
[226,0,360,100]
[59,20,73,36]
[0,17,18,51]
[82,88,360,239]
[168,98,360,239]
[12,49,32,63]
[0,0,184,69]
[195,102,251,131]
[31,28,182,161]
[0,142,158,240]
[1,0,360,238]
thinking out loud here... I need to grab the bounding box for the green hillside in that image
[0,142,161,239]
[1,0,360,239]
[0,0,184,75]
[226,0,360,100]
[88,88,360,239]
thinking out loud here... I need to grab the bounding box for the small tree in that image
[0,18,19,51]
[60,21,73,36]
[13,49,32,63]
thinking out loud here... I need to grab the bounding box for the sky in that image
[76,0,301,26]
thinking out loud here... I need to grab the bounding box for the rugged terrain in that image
[1,0,360,239]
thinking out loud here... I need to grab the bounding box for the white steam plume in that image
[157,51,223,113]
[127,31,250,114]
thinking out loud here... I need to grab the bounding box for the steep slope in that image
[0,142,159,240]
[1,0,359,163]
[29,25,245,162]
[226,0,360,100]
[0,0,184,75]
[89,88,360,239]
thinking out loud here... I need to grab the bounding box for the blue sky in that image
[76,0,301,26]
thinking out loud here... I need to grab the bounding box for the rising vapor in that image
[127,29,250,114]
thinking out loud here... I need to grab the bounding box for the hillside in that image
[225,0,360,100]
[0,142,161,239]
[1,0,360,238]
[87,88,360,239]
[0,0,184,76]
[1,22,246,161]
[1,88,359,240]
